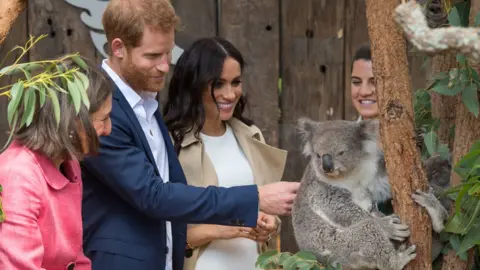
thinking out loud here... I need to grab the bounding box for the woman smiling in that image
[164,37,287,270]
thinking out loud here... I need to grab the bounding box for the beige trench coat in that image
[176,118,288,270]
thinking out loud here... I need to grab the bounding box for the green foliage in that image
[412,4,480,262]
[256,250,341,270]
[0,35,91,223]
[0,35,91,153]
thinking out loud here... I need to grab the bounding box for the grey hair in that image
[14,57,112,161]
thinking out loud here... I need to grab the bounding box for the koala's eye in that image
[316,153,321,158]
[338,151,345,156]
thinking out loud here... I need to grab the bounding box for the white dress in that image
[194,124,261,270]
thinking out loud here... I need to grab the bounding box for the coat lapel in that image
[112,86,161,176]
[155,111,187,185]
[229,119,288,186]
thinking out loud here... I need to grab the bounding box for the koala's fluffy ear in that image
[296,117,316,157]
[359,119,380,141]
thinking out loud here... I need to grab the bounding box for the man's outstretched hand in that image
[258,182,300,216]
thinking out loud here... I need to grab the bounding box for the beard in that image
[120,56,166,92]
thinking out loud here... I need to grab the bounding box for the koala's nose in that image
[322,154,334,173]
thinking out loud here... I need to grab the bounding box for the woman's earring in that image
[69,131,74,140]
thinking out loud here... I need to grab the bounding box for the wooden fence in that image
[0,0,429,253]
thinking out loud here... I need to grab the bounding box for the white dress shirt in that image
[102,59,173,270]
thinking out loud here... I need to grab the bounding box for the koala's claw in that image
[379,215,411,241]
[393,245,417,270]
[412,188,437,209]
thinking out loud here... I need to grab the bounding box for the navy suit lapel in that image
[112,87,160,176]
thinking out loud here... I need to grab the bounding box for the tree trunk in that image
[0,0,27,45]
[441,1,480,269]
[430,53,457,148]
[365,1,432,269]
[427,0,459,150]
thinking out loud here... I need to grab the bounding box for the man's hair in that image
[14,57,113,161]
[353,43,371,62]
[102,0,180,52]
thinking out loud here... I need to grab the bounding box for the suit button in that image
[185,248,193,258]
[165,246,169,254]
[67,262,75,270]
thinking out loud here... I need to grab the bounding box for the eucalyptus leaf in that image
[0,63,42,75]
[74,72,90,109]
[456,184,470,217]
[67,78,81,113]
[7,81,24,126]
[424,131,438,156]
[19,87,36,128]
[282,256,299,270]
[468,183,480,195]
[431,83,461,96]
[456,54,467,67]
[295,251,318,261]
[462,83,479,117]
[297,261,314,270]
[278,253,292,265]
[444,213,468,234]
[256,250,278,267]
[72,55,88,71]
[37,84,46,106]
[47,87,61,126]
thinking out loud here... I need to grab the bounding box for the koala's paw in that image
[378,215,411,242]
[412,188,448,233]
[411,187,436,208]
[391,244,416,270]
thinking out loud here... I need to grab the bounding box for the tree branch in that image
[0,0,27,45]
[394,1,480,61]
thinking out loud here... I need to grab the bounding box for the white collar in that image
[101,59,158,109]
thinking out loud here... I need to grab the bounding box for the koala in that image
[291,118,451,270]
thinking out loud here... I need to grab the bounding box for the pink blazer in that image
[0,141,91,270]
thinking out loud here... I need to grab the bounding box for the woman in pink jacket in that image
[0,60,113,270]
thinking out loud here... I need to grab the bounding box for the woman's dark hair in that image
[163,36,253,154]
[353,43,371,63]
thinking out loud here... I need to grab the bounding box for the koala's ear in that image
[296,117,316,157]
[359,119,380,140]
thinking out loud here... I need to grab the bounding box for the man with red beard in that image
[80,1,300,270]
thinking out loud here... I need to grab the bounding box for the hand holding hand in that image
[258,181,300,216]
[214,225,257,241]
[254,211,278,243]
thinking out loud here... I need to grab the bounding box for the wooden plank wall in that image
[0,0,429,253]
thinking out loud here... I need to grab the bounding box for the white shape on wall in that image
[64,0,184,65]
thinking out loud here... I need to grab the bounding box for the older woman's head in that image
[14,58,113,162]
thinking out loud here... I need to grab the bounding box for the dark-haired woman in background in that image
[164,37,287,270]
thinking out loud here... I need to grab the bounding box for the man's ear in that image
[296,117,317,157]
[359,119,380,141]
[111,38,126,59]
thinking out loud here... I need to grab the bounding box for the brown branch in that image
[365,0,432,269]
[394,1,480,61]
[0,0,27,45]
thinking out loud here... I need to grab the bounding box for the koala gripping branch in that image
[365,0,432,270]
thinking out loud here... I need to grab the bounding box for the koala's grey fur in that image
[292,118,451,270]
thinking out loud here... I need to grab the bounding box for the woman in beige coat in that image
[163,37,287,270]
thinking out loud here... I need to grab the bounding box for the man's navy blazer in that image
[80,81,260,270]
